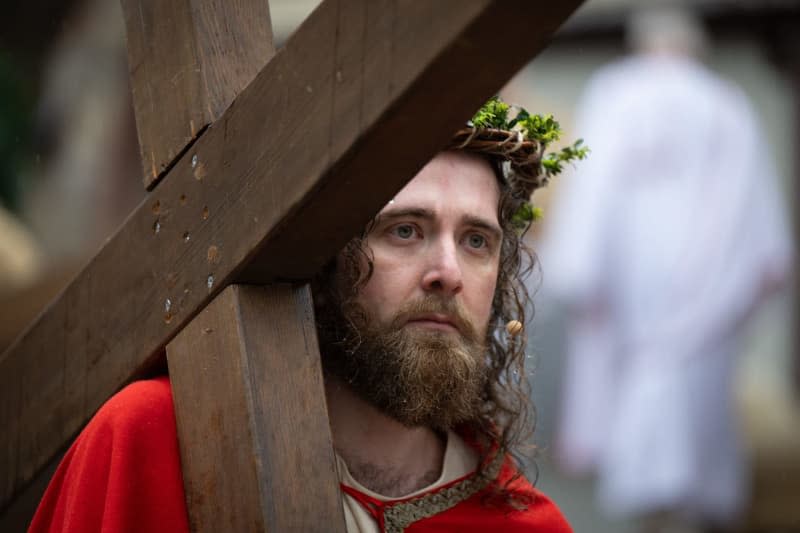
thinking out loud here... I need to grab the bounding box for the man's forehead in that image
[378,151,500,222]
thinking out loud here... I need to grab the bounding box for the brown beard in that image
[317,295,488,430]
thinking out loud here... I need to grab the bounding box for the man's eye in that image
[392,224,416,239]
[467,233,487,249]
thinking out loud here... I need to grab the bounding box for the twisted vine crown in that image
[447,96,588,229]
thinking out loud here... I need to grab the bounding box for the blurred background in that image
[1,0,797,531]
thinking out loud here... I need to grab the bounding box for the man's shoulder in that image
[406,460,572,532]
[510,482,573,531]
[100,375,173,414]
[491,462,573,532]
[30,376,188,533]
[80,376,176,448]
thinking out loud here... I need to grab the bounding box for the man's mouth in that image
[405,313,460,333]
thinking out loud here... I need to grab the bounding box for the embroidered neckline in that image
[342,450,505,533]
[382,450,503,532]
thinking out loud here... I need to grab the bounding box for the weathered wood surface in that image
[122,0,274,189]
[0,0,584,511]
[167,284,344,532]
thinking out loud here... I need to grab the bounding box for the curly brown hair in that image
[453,147,540,505]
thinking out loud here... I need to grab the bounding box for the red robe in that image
[30,377,571,532]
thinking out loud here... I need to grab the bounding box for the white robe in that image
[541,54,794,522]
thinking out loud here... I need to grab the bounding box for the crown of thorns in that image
[447,97,588,229]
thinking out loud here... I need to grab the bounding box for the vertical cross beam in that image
[122,0,274,189]
[167,285,344,531]
[121,0,339,528]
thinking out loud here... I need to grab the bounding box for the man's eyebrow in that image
[462,215,503,241]
[376,207,435,221]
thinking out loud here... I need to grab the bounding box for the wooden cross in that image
[0,0,583,530]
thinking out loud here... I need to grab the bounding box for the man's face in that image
[322,151,502,429]
[356,150,502,340]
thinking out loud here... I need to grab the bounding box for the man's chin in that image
[402,325,471,351]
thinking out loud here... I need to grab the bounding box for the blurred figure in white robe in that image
[541,5,795,531]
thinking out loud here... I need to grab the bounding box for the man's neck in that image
[324,377,446,497]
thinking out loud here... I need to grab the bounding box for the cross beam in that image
[0,0,584,515]
[124,0,275,189]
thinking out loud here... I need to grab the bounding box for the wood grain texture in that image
[239,0,586,281]
[122,0,274,189]
[167,284,344,532]
[0,0,584,511]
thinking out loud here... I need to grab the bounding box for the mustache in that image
[388,296,480,343]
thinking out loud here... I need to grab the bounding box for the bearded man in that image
[30,99,577,532]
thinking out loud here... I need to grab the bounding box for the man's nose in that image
[421,239,463,294]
